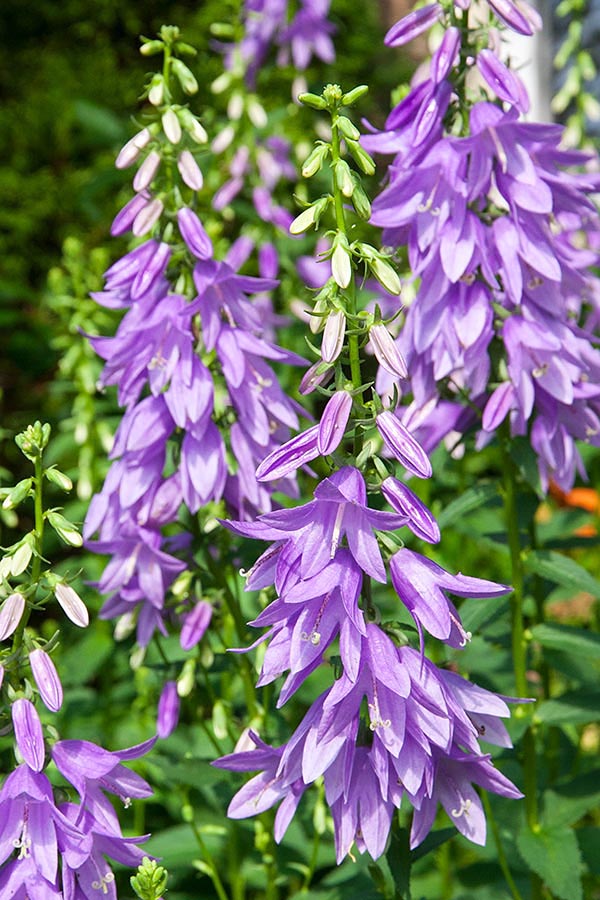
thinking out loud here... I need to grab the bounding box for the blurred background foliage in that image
[1,2,600,898]
[0,0,404,457]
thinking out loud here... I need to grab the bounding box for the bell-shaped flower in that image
[390,548,511,647]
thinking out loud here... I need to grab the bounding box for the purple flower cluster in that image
[1,699,152,897]
[222,0,335,86]
[364,5,600,490]
[85,112,306,645]
[216,466,521,860]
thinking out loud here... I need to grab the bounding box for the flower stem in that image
[189,818,232,900]
[482,793,524,900]
[501,440,542,900]
[330,116,364,439]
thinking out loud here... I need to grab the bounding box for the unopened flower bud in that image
[0,592,25,641]
[132,198,164,236]
[133,150,161,192]
[140,39,164,56]
[179,109,208,144]
[110,192,150,237]
[331,238,352,289]
[376,411,432,479]
[369,324,408,378]
[177,208,213,259]
[115,128,152,169]
[346,139,375,175]
[350,176,371,219]
[336,115,360,142]
[157,681,180,739]
[54,582,89,628]
[3,478,33,510]
[318,391,353,455]
[177,150,203,190]
[369,257,402,295]
[212,124,235,154]
[299,361,334,395]
[180,601,212,651]
[289,197,329,235]
[177,658,196,697]
[30,649,63,712]
[12,698,45,772]
[256,425,320,482]
[10,538,33,577]
[172,58,198,94]
[301,143,329,178]
[46,511,83,547]
[335,160,354,197]
[342,84,369,106]
[381,477,440,543]
[162,108,182,144]
[147,74,165,106]
[44,467,73,492]
[248,98,267,128]
[298,92,327,109]
[322,309,346,363]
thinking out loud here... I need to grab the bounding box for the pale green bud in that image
[369,257,402,295]
[331,235,352,289]
[289,197,329,235]
[2,479,33,510]
[298,92,327,109]
[172,58,198,95]
[46,511,83,547]
[139,39,164,56]
[131,857,168,900]
[44,467,73,492]
[10,536,34,577]
[346,139,375,175]
[336,115,360,142]
[342,84,369,106]
[147,74,164,107]
[301,143,329,178]
[335,159,354,198]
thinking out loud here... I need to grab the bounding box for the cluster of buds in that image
[112,25,208,238]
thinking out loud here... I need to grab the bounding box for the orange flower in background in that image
[548,482,600,536]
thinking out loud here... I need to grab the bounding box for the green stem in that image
[501,445,528,699]
[189,818,231,900]
[501,441,542,900]
[482,793,525,900]
[10,454,44,669]
[330,116,364,444]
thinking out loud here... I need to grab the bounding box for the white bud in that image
[132,150,161,192]
[227,94,244,121]
[115,128,152,169]
[248,99,267,128]
[211,125,235,154]
[177,151,203,190]
[332,243,352,289]
[162,108,182,144]
[54,583,89,628]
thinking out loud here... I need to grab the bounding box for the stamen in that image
[301,630,321,646]
[449,610,472,646]
[12,832,31,860]
[92,873,116,893]
[451,798,472,818]
[368,681,391,731]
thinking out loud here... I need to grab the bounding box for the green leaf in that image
[385,825,411,898]
[536,689,600,726]
[542,771,600,827]
[509,436,544,497]
[437,482,498,530]
[524,550,600,598]
[411,827,455,862]
[517,820,582,900]
[531,623,600,660]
